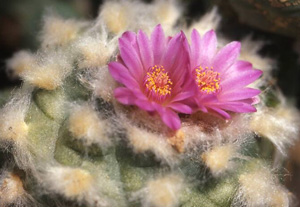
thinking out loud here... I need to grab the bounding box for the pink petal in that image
[190,29,201,69]
[194,98,208,112]
[114,87,136,105]
[212,41,241,72]
[135,99,155,111]
[221,61,263,90]
[212,102,257,113]
[166,32,189,84]
[108,62,139,88]
[137,29,153,69]
[197,94,218,104]
[157,107,181,130]
[169,51,189,85]
[151,24,166,65]
[119,38,144,81]
[219,88,261,102]
[208,106,231,119]
[251,96,260,105]
[162,32,183,71]
[121,31,139,51]
[169,103,193,114]
[200,30,217,66]
[171,91,195,103]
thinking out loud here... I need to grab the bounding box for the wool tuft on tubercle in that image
[234,164,291,207]
[20,51,72,90]
[133,174,184,207]
[0,170,36,207]
[0,88,31,143]
[201,144,236,175]
[6,50,36,77]
[40,14,87,48]
[68,104,111,147]
[42,167,94,200]
[251,105,299,154]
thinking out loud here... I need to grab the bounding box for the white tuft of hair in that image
[201,144,237,175]
[6,50,36,77]
[152,0,181,30]
[92,66,117,102]
[187,7,221,37]
[99,1,131,34]
[0,170,36,207]
[41,166,105,205]
[183,113,251,151]
[0,86,38,172]
[251,104,299,155]
[40,14,87,48]
[20,50,73,90]
[234,165,291,207]
[133,174,184,207]
[99,0,180,36]
[68,104,111,147]
[126,124,179,166]
[240,36,275,88]
[75,34,115,69]
[0,90,31,144]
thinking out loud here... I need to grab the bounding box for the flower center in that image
[195,66,220,94]
[144,65,173,98]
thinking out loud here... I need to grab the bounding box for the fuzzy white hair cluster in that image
[40,166,111,206]
[68,103,111,147]
[233,163,292,207]
[0,169,36,207]
[132,174,184,207]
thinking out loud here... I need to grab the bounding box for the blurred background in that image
[0,0,299,205]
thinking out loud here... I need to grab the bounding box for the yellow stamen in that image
[145,65,173,97]
[195,66,220,94]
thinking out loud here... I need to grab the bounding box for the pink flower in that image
[189,29,262,118]
[109,25,194,130]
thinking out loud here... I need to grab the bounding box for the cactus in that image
[0,1,299,207]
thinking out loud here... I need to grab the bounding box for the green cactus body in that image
[0,1,298,207]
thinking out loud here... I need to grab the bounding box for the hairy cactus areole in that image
[0,1,299,207]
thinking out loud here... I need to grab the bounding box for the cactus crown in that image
[0,1,299,207]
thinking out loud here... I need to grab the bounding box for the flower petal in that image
[119,37,144,81]
[198,94,218,104]
[108,62,139,88]
[208,106,231,119]
[157,107,181,130]
[169,103,193,114]
[251,96,260,105]
[137,29,153,69]
[166,32,189,84]
[162,32,183,70]
[212,102,257,113]
[114,87,136,105]
[221,61,263,90]
[171,91,195,103]
[213,41,241,72]
[200,30,217,66]
[190,29,201,69]
[219,88,261,102]
[121,31,136,44]
[151,24,166,65]
[135,99,155,111]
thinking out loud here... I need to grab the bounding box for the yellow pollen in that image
[145,65,173,96]
[195,66,220,94]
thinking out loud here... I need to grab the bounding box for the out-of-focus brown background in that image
[0,0,299,205]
